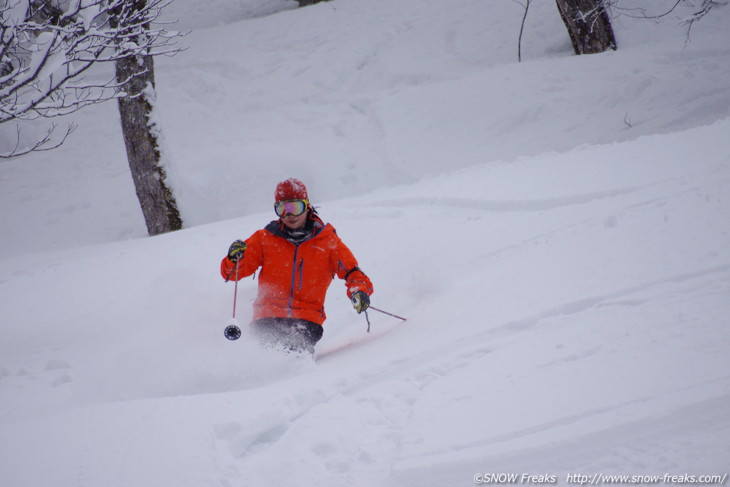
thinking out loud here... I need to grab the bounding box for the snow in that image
[1,0,729,485]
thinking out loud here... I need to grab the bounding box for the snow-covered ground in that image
[1,0,729,486]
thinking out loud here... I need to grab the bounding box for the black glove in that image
[351,291,370,314]
[227,240,247,263]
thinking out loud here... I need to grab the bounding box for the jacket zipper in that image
[287,244,301,317]
[297,259,304,290]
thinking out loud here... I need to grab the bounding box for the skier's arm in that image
[332,239,373,299]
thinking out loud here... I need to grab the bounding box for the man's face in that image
[281,210,307,230]
[275,199,308,230]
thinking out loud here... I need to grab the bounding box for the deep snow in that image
[1,0,729,486]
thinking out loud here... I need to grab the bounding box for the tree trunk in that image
[297,0,328,6]
[116,53,183,236]
[555,0,617,55]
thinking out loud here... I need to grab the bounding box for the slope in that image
[1,0,730,486]
[2,119,730,485]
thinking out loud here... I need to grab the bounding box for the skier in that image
[220,178,373,354]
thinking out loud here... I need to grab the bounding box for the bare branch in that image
[0,121,77,158]
[515,0,531,62]
[681,0,724,46]
[0,0,183,157]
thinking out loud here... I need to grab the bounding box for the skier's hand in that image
[351,291,370,314]
[227,240,247,263]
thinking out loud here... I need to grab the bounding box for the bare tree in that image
[110,0,182,235]
[555,0,617,54]
[1,1,176,142]
[1,0,183,235]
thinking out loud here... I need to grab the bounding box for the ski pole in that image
[369,305,407,322]
[361,305,406,333]
[224,260,243,341]
[224,260,237,282]
[232,259,240,319]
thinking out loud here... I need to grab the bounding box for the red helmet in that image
[275,178,308,202]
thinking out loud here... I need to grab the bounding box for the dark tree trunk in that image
[297,0,328,6]
[556,0,617,55]
[115,46,182,236]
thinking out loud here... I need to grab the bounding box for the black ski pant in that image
[250,317,323,354]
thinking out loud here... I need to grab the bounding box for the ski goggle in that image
[274,199,308,217]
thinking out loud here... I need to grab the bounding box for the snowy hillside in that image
[1,1,729,486]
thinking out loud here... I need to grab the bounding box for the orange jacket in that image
[220,216,373,326]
